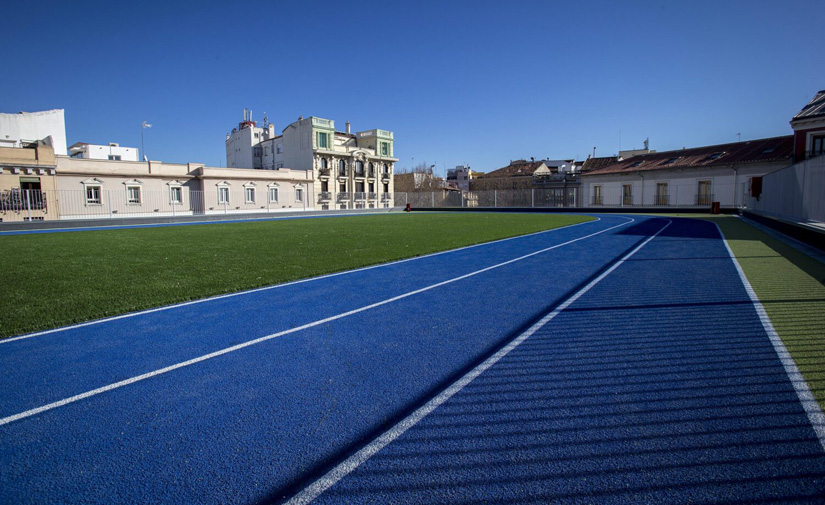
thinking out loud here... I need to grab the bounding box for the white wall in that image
[746,155,825,223]
[582,163,787,207]
[0,109,67,155]
[225,126,263,168]
[73,144,139,161]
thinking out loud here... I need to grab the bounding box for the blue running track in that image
[1,215,823,504]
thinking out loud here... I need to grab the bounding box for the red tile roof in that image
[584,136,793,176]
[580,156,619,173]
[482,160,546,178]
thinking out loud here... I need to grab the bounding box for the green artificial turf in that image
[0,212,593,338]
[704,216,825,409]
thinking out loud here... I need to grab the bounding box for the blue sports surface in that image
[1,215,823,504]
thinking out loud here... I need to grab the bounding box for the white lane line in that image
[0,217,634,426]
[1,216,611,345]
[283,219,672,505]
[714,223,825,452]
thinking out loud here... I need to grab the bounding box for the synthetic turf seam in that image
[282,219,673,505]
[0,217,631,426]
[1,216,608,345]
[714,222,825,452]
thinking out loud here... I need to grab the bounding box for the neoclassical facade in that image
[226,114,397,209]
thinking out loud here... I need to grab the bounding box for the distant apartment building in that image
[69,142,139,161]
[225,112,397,210]
[0,109,68,155]
[446,165,473,191]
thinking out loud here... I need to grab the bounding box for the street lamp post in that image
[141,121,152,161]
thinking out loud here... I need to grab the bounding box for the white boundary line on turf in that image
[714,222,825,452]
[1,216,616,345]
[0,217,636,426]
[283,218,672,505]
[0,209,398,236]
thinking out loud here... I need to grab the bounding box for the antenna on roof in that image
[644,138,649,150]
[737,133,741,142]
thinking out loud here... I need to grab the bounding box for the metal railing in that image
[0,189,51,221]
[337,192,350,201]
[354,192,366,200]
[319,192,332,201]
[368,192,378,200]
[392,185,736,209]
[696,193,713,206]
[0,189,48,211]
[654,194,670,206]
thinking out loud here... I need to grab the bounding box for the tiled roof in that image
[482,160,546,178]
[793,90,825,121]
[584,136,793,176]
[580,156,618,172]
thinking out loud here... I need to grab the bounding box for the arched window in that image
[368,162,374,176]
[320,158,328,170]
[383,163,389,174]
[339,159,346,175]
[356,161,364,175]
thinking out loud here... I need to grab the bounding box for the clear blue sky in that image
[3,0,823,175]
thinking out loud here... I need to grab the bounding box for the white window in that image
[245,187,255,203]
[380,142,389,156]
[218,186,230,204]
[86,185,101,205]
[295,187,304,202]
[170,186,182,204]
[108,155,122,161]
[126,186,141,204]
[317,132,329,149]
[269,187,279,203]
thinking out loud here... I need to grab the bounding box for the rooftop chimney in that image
[346,121,351,134]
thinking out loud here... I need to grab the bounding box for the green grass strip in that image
[704,216,825,409]
[0,213,593,338]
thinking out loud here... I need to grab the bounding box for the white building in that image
[581,136,794,208]
[69,142,139,161]
[0,109,68,155]
[226,112,397,210]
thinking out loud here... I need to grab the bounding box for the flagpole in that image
[141,121,152,162]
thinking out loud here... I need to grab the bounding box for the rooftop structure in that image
[583,136,793,176]
[790,89,825,161]
[69,142,139,162]
[0,109,67,155]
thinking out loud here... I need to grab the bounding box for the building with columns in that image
[226,113,397,210]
